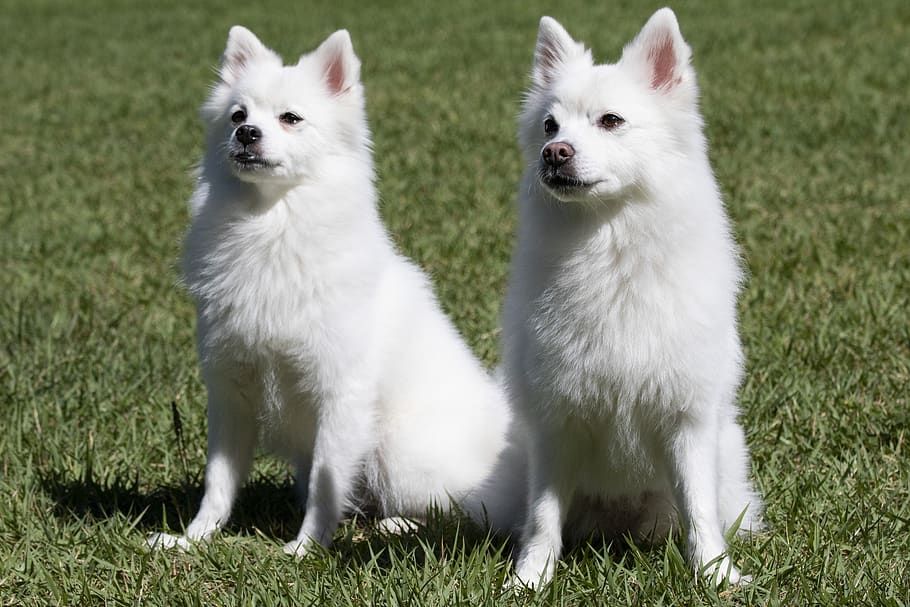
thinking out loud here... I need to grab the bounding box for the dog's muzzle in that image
[231,124,271,168]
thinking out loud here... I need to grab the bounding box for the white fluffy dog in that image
[148,26,525,555]
[501,9,763,587]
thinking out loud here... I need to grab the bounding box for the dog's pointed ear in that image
[220,26,281,84]
[312,29,361,96]
[532,17,588,88]
[620,8,693,93]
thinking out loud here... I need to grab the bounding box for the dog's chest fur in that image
[512,205,740,493]
[184,199,376,359]
[521,204,737,422]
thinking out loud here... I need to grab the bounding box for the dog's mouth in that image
[231,151,278,170]
[539,170,595,192]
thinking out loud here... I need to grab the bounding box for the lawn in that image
[1,0,908,605]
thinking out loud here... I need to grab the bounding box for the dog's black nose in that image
[236,124,262,146]
[542,142,575,167]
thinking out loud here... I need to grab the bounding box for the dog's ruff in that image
[148,26,525,555]
[501,9,763,588]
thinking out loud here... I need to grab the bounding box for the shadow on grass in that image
[331,509,519,571]
[41,471,516,568]
[41,471,303,540]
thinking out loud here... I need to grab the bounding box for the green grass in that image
[2,0,909,604]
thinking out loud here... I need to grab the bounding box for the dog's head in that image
[520,9,702,204]
[202,26,368,186]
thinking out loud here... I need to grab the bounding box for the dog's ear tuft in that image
[621,8,693,93]
[220,26,281,84]
[313,30,361,96]
[532,17,588,88]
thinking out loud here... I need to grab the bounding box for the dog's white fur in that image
[501,9,762,587]
[148,26,525,555]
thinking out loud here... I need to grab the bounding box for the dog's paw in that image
[375,516,421,536]
[503,570,547,592]
[702,556,750,586]
[504,555,555,591]
[502,574,535,592]
[146,532,192,552]
[282,537,317,558]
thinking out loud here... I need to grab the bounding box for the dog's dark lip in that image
[540,172,595,190]
[231,152,278,169]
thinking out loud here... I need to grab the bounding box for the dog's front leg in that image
[509,436,570,589]
[283,384,373,557]
[665,411,744,584]
[149,368,258,550]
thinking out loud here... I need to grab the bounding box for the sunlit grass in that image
[1,1,908,604]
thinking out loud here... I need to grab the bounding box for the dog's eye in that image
[543,116,559,136]
[231,109,247,124]
[599,113,625,130]
[279,112,303,125]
